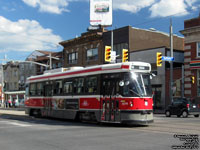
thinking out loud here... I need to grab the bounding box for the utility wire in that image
[132,6,199,27]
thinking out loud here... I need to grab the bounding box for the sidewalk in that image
[0,109,26,116]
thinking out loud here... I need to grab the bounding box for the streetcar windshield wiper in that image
[129,89,142,97]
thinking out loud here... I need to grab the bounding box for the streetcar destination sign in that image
[162,56,174,61]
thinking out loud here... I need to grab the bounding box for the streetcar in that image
[25,61,153,125]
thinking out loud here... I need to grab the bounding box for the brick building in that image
[60,28,106,67]
[104,26,184,109]
[180,15,200,99]
[59,26,184,110]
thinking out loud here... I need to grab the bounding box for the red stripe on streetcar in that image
[121,65,129,69]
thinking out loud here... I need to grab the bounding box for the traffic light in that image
[191,76,195,84]
[156,52,162,67]
[122,49,128,62]
[105,46,111,62]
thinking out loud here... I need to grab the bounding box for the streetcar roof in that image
[27,61,151,83]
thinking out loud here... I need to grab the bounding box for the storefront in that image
[4,91,25,107]
[190,60,200,97]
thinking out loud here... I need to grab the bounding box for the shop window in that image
[198,71,200,96]
[197,42,200,57]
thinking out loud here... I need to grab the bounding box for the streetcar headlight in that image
[130,101,133,107]
[145,100,148,106]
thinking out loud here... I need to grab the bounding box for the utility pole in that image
[49,53,52,70]
[181,64,184,98]
[169,19,173,103]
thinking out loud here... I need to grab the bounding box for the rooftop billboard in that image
[90,0,112,26]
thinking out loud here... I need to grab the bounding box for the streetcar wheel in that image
[182,111,188,118]
[165,110,171,117]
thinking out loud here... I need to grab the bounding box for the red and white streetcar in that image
[25,61,153,125]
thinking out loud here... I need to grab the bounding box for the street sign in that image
[111,51,116,63]
[162,56,174,61]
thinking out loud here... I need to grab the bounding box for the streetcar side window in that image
[29,83,36,96]
[74,78,84,94]
[25,84,29,97]
[63,80,73,95]
[44,81,53,96]
[36,82,43,96]
[53,80,63,95]
[85,76,97,94]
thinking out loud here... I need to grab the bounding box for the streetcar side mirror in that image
[150,72,156,79]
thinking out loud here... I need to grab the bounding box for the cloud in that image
[0,16,62,52]
[113,0,155,13]
[22,0,69,14]
[113,0,198,17]
[150,0,189,17]
[21,0,198,17]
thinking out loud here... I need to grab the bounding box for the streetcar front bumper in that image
[120,110,153,125]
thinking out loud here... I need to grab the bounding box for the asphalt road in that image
[0,110,199,150]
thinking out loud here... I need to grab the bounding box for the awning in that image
[4,91,25,95]
[190,60,200,69]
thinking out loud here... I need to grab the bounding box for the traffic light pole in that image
[169,19,173,104]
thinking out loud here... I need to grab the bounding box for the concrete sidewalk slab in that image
[0,109,26,116]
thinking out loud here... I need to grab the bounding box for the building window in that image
[58,62,61,68]
[197,42,200,57]
[52,63,56,69]
[86,48,98,61]
[68,52,78,64]
[113,43,128,56]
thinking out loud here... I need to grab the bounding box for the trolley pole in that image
[169,19,173,104]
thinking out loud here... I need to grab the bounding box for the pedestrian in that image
[8,99,11,107]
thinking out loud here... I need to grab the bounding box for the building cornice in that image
[180,26,200,35]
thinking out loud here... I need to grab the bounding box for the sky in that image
[0,0,200,63]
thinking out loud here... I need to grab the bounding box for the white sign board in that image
[90,0,112,26]
[111,51,116,63]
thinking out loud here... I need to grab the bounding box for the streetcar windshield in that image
[123,72,152,97]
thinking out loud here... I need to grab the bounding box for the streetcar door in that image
[101,74,121,122]
[114,100,120,122]
[44,81,53,116]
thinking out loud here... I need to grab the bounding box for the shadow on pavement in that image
[0,113,151,128]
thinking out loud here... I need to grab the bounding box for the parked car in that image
[165,97,200,118]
